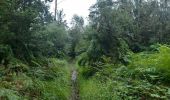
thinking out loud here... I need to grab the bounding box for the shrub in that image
[0,88,20,100]
[128,44,170,83]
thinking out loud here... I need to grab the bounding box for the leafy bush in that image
[128,44,170,83]
[33,22,68,58]
[79,44,170,99]
[27,58,70,100]
[0,58,70,100]
[0,88,20,100]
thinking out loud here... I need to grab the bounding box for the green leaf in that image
[150,94,160,98]
[168,88,170,95]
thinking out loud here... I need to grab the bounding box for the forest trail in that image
[69,62,79,100]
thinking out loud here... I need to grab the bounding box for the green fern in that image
[0,88,20,100]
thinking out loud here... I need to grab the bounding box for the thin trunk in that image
[54,0,57,21]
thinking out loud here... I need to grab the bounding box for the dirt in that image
[70,69,79,100]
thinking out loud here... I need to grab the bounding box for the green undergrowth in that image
[79,72,114,100]
[0,58,70,100]
[78,44,170,100]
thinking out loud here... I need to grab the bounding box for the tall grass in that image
[78,66,116,100]
[0,58,71,100]
[78,44,170,100]
[32,58,71,100]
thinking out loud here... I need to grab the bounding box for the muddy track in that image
[71,70,79,100]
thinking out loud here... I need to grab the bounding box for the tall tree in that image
[0,0,53,61]
[69,15,84,58]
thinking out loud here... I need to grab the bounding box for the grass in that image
[0,58,71,100]
[77,45,170,100]
[78,66,116,100]
[30,58,71,100]
[1,45,170,99]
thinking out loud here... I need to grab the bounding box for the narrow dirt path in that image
[71,69,79,100]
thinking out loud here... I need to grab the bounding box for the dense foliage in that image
[0,0,170,99]
[79,45,170,99]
